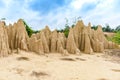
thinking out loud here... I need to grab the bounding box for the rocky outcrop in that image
[0,19,118,57]
[83,28,93,54]
[28,35,44,54]
[56,32,68,55]
[57,33,66,51]
[40,31,50,53]
[73,20,84,49]
[6,19,28,51]
[50,30,58,52]
[28,29,50,53]
[0,21,10,56]
[66,28,80,54]
[42,26,51,48]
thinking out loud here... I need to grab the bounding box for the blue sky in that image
[0,0,120,30]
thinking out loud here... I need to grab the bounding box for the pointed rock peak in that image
[45,25,49,29]
[97,25,103,32]
[42,25,51,36]
[74,20,85,31]
[52,29,57,33]
[17,19,24,23]
[0,21,6,26]
[51,29,58,38]
[88,22,91,27]
[77,20,84,25]
[16,19,25,27]
[66,27,78,54]
[87,22,92,32]
[45,25,51,31]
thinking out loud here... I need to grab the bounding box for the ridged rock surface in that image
[0,21,10,56]
[50,30,58,52]
[6,19,28,51]
[0,19,119,57]
[66,28,80,54]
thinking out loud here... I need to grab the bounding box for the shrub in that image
[112,31,120,44]
[22,20,34,37]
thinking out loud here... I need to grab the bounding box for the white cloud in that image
[71,0,98,10]
[0,0,120,31]
[82,0,119,28]
[0,0,42,30]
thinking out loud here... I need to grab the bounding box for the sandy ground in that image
[0,51,120,80]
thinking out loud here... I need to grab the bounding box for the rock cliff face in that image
[0,21,10,57]
[0,19,118,56]
[6,19,28,51]
[66,28,80,54]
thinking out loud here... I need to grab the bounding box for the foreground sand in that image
[0,51,120,80]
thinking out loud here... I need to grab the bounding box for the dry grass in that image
[16,56,29,61]
[60,58,76,61]
[31,71,49,77]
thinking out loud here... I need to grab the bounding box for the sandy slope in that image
[0,51,120,80]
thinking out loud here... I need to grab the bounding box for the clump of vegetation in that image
[57,18,70,37]
[112,31,120,44]
[22,20,34,37]
[102,24,114,32]
[92,24,120,33]
[91,25,98,30]
[22,19,39,37]
[115,25,120,32]
[104,31,120,45]
[58,25,70,38]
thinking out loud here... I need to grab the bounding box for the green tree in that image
[22,19,34,37]
[64,18,70,37]
[91,25,98,30]
[57,18,70,37]
[105,24,111,32]
[64,26,70,38]
[115,25,120,32]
